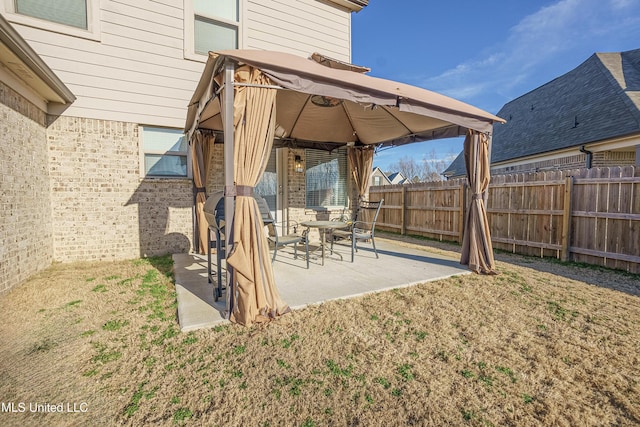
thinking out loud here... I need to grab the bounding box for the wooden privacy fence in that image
[369,166,640,273]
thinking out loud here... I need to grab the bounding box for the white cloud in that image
[440,83,487,101]
[420,0,640,111]
[611,0,634,9]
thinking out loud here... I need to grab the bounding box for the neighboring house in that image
[370,166,391,187]
[387,171,412,185]
[0,0,367,293]
[369,168,413,186]
[443,48,640,178]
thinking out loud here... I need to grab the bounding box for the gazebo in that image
[184,50,505,326]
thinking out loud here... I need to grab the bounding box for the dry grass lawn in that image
[1,238,639,426]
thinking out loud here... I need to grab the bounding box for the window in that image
[185,0,239,59]
[2,0,100,40]
[306,148,348,209]
[373,176,381,186]
[141,127,189,178]
[15,0,87,29]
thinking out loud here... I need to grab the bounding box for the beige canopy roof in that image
[185,50,504,326]
[186,50,505,148]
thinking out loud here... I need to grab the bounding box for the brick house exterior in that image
[1,14,74,293]
[0,1,366,293]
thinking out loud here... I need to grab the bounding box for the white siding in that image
[245,0,351,61]
[2,0,353,127]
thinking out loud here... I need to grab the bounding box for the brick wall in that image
[593,151,636,168]
[492,151,637,175]
[492,154,586,174]
[206,142,224,192]
[47,116,193,261]
[287,148,308,227]
[130,179,194,257]
[0,81,52,294]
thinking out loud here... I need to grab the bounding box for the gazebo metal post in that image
[222,59,235,319]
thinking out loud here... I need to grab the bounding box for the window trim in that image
[1,0,101,41]
[140,126,192,179]
[183,0,242,62]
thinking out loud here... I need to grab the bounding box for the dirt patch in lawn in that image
[1,240,639,426]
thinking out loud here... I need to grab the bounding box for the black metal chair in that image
[331,199,384,262]
[254,197,309,268]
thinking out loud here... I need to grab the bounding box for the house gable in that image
[387,171,411,184]
[370,166,391,186]
[598,49,640,121]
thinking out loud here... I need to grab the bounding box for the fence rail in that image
[369,166,640,273]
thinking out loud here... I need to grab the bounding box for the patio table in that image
[301,220,348,265]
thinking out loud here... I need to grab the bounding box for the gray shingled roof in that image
[444,48,640,177]
[443,150,466,177]
[386,172,402,181]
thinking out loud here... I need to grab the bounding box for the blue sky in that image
[351,0,640,172]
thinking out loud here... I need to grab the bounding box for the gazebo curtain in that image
[348,146,374,202]
[223,65,291,326]
[191,130,212,254]
[460,130,497,274]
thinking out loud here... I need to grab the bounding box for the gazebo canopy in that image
[185,50,504,326]
[185,50,504,148]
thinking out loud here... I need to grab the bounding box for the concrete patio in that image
[174,237,470,331]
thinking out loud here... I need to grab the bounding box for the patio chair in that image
[254,196,309,268]
[330,199,376,245]
[330,199,384,262]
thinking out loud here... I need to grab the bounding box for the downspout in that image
[579,145,593,169]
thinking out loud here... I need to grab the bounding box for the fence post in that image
[401,186,407,235]
[561,176,574,261]
[459,183,466,243]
